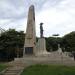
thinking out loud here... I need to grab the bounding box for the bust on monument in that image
[57,44,62,54]
[40,23,44,38]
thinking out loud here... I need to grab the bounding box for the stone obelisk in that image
[24,5,36,55]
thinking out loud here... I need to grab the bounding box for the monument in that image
[15,5,74,64]
[24,5,49,56]
[24,5,36,55]
[23,4,73,59]
[35,23,51,56]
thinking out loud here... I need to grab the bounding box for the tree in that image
[62,31,75,52]
[46,37,58,52]
[0,29,25,61]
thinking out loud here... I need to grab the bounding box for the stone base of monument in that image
[35,52,51,57]
[15,46,74,65]
[15,53,74,66]
[35,38,51,56]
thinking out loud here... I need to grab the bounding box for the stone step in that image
[5,70,20,73]
[4,68,24,75]
[4,73,17,75]
[3,63,25,75]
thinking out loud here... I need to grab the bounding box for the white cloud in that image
[0,19,27,31]
[0,0,27,19]
[35,0,75,37]
[0,0,75,37]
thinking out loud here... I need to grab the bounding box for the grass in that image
[21,64,75,75]
[0,64,7,72]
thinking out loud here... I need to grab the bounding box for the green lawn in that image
[0,64,7,72]
[21,64,75,75]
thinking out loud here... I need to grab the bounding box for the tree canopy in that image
[62,31,75,52]
[0,29,25,61]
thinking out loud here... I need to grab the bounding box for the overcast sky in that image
[0,0,75,37]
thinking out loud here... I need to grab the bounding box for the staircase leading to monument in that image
[3,60,25,75]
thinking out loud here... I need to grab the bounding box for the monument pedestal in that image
[36,38,50,56]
